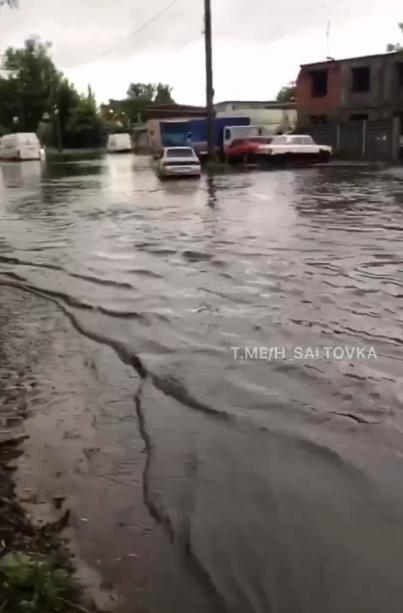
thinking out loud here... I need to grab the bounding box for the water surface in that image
[1,156,403,613]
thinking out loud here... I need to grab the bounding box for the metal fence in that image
[301,118,401,161]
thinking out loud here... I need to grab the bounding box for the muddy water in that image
[1,156,403,612]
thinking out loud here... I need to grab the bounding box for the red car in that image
[226,137,273,163]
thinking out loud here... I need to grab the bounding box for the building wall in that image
[214,101,296,112]
[340,57,387,115]
[215,108,297,133]
[215,102,272,112]
[304,118,400,160]
[296,63,343,126]
[133,128,150,150]
[297,53,403,127]
[146,119,162,150]
[385,55,403,109]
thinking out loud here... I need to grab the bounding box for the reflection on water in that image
[1,155,403,613]
[0,161,43,189]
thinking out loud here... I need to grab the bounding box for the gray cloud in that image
[0,0,399,70]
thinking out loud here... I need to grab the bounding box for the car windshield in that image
[231,139,246,146]
[166,148,195,158]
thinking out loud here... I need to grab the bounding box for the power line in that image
[63,0,180,70]
[63,0,341,72]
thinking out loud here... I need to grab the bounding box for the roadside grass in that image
[0,552,73,613]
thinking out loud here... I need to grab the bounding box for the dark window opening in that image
[309,115,328,125]
[351,67,370,93]
[350,113,368,121]
[397,63,403,87]
[310,70,328,98]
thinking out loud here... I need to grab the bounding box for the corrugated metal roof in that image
[214,101,296,109]
[214,100,278,106]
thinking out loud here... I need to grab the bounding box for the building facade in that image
[296,52,403,127]
[213,101,297,134]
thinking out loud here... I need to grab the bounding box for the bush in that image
[0,552,70,613]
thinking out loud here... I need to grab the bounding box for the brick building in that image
[296,51,403,128]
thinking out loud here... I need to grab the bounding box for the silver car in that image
[158,147,201,179]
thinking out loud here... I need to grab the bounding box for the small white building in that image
[213,100,297,135]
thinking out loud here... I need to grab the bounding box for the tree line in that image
[0,37,175,149]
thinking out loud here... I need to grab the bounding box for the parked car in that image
[226,137,273,163]
[107,133,132,153]
[0,133,42,161]
[264,134,332,164]
[157,147,201,179]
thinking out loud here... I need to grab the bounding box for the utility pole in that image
[51,83,63,152]
[204,0,215,161]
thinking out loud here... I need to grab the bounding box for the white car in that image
[157,147,201,179]
[265,134,332,164]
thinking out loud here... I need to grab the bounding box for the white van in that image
[107,133,132,153]
[0,133,43,161]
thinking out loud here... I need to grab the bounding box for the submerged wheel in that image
[318,150,331,163]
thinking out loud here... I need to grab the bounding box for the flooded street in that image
[1,155,403,613]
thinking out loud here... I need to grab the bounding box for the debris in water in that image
[53,495,66,510]
[40,509,70,534]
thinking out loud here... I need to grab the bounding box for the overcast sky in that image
[0,0,401,104]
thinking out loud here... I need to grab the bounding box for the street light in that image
[52,105,62,153]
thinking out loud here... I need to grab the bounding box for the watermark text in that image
[231,346,377,361]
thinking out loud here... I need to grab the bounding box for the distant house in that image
[296,51,403,128]
[213,100,297,135]
[145,104,208,120]
[214,100,296,112]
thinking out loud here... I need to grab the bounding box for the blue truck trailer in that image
[159,120,190,147]
[189,116,250,152]
[160,116,251,154]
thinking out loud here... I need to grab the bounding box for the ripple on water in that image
[1,159,403,613]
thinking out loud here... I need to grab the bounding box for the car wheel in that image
[318,150,331,163]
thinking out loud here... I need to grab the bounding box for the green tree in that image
[66,86,104,147]
[2,38,61,132]
[54,78,80,146]
[127,82,155,101]
[0,38,104,148]
[387,22,403,51]
[276,81,296,103]
[154,82,175,104]
[126,81,175,123]
[0,76,21,130]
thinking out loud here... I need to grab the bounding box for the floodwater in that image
[1,155,403,613]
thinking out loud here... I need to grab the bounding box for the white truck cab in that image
[223,126,263,151]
